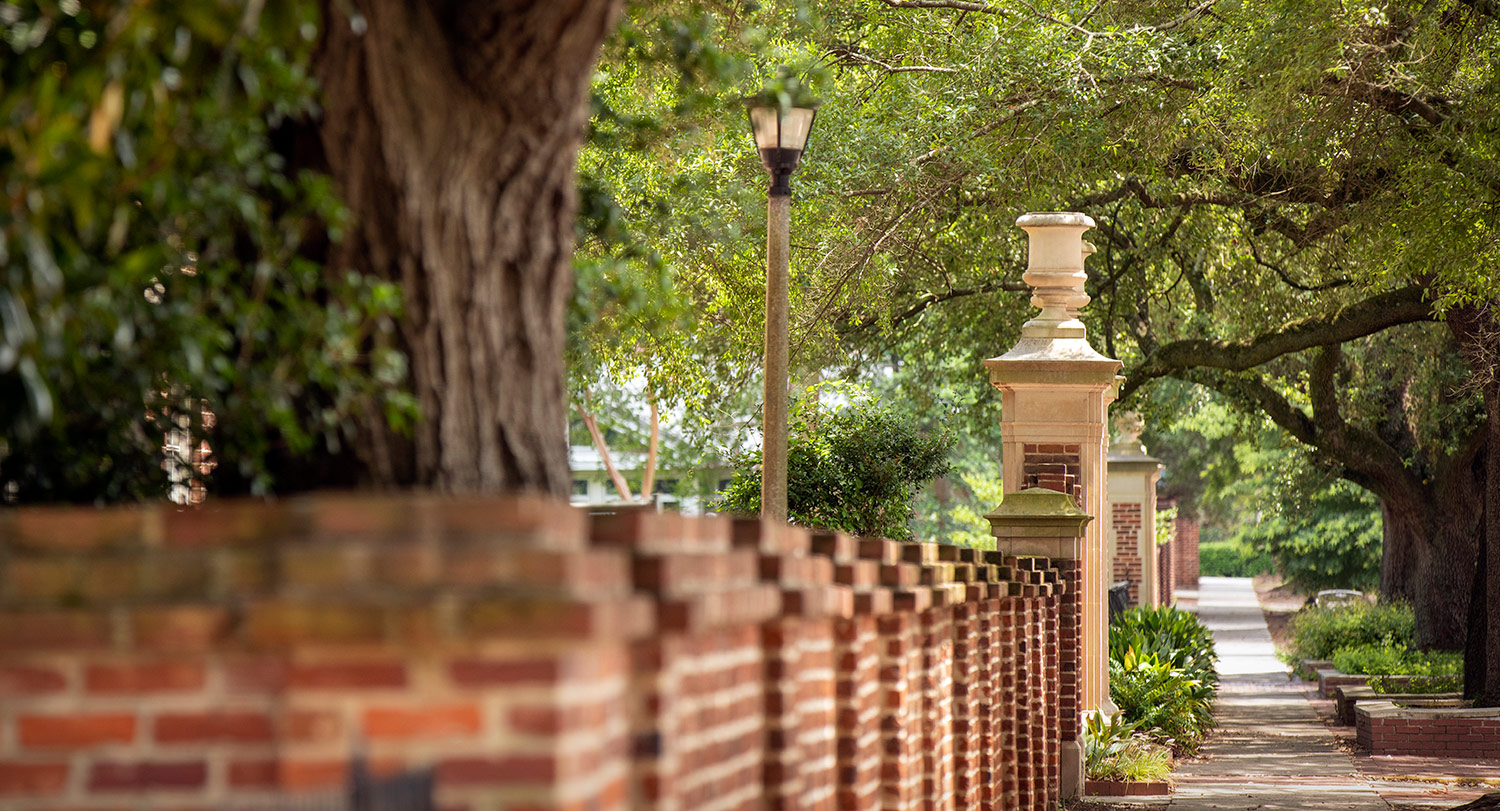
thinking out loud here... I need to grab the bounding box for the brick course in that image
[0,495,1085,810]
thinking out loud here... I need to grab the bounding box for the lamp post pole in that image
[746,101,816,522]
[763,186,791,521]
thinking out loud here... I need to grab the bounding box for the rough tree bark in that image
[316,0,622,495]
[1451,305,1500,705]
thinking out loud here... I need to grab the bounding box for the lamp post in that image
[746,101,816,521]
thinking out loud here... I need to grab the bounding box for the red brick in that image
[86,661,204,693]
[0,762,70,795]
[8,507,145,551]
[160,502,288,548]
[0,665,69,694]
[276,759,347,789]
[19,715,136,748]
[228,759,278,788]
[131,607,231,651]
[243,601,385,645]
[437,756,556,785]
[287,661,406,689]
[88,760,206,791]
[155,712,274,743]
[363,705,482,739]
[509,703,608,735]
[282,709,343,742]
[0,611,110,651]
[448,658,557,686]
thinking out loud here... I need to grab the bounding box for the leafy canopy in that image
[0,0,413,502]
[717,383,953,539]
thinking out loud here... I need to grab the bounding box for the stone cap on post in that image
[985,212,1120,386]
[984,487,1093,560]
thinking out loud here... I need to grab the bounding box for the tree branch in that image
[830,48,959,74]
[838,277,1030,335]
[874,0,999,12]
[1120,285,1435,399]
[1308,344,1427,503]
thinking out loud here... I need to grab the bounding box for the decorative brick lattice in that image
[0,497,1087,811]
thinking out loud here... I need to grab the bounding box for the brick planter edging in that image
[1085,779,1172,796]
[1355,701,1500,758]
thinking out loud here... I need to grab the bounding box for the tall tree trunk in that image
[1452,304,1500,704]
[1380,484,1479,650]
[315,0,622,495]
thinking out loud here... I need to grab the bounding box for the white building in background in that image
[567,443,732,515]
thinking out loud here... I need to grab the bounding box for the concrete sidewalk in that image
[1166,576,1390,810]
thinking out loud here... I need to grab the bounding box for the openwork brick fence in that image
[0,494,1084,810]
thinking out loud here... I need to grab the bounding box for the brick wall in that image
[1356,704,1500,758]
[1173,514,1200,588]
[1157,541,1174,606]
[0,496,1083,811]
[1110,502,1143,605]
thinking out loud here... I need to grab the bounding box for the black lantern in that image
[746,103,817,196]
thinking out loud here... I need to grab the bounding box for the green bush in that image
[1083,711,1172,782]
[1330,644,1463,677]
[717,384,953,540]
[1198,540,1274,577]
[1370,675,1465,694]
[1110,648,1217,754]
[1287,602,1416,661]
[1108,606,1219,753]
[1246,483,1382,592]
[1110,606,1218,683]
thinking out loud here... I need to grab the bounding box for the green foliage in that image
[1331,644,1463,678]
[1110,606,1219,683]
[0,1,413,501]
[1109,648,1217,755]
[1082,710,1172,783]
[1109,607,1219,753]
[1369,674,1465,694]
[1155,505,1178,547]
[1288,602,1416,661]
[1198,540,1275,578]
[1237,482,1382,593]
[717,383,953,539]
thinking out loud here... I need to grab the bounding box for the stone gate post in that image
[985,212,1122,714]
[986,487,1093,799]
[1107,412,1165,607]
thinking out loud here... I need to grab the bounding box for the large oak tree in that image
[315,0,623,495]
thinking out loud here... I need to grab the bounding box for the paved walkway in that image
[1167,576,1390,810]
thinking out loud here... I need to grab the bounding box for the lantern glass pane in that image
[779,107,815,152]
[749,107,780,149]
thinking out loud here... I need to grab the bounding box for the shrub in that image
[717,384,953,540]
[1287,602,1415,661]
[1370,675,1464,694]
[1108,606,1219,753]
[1083,711,1172,782]
[1235,482,1382,593]
[1198,540,1274,577]
[1330,644,1463,677]
[1110,648,1216,754]
[1110,606,1218,683]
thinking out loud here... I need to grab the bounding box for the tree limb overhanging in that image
[1120,285,1435,399]
[874,0,999,12]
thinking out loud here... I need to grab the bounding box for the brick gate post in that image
[985,212,1122,715]
[1106,411,1165,607]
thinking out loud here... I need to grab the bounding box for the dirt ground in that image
[1252,574,1306,652]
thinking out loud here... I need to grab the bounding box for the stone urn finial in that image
[1110,411,1148,456]
[1016,212,1095,340]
